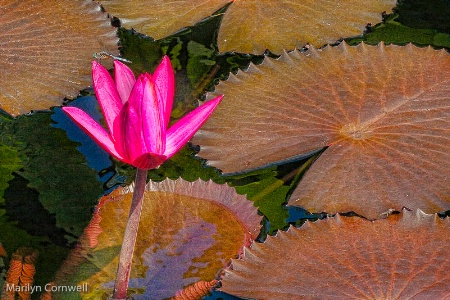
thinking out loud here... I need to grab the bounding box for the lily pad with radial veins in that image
[52,179,261,299]
[192,42,450,219]
[221,210,450,299]
[218,0,396,54]
[0,0,118,116]
[98,0,230,40]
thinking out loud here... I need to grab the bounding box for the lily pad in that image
[193,43,450,219]
[193,42,450,219]
[217,0,396,54]
[97,0,230,40]
[0,0,118,116]
[221,210,450,299]
[53,178,261,299]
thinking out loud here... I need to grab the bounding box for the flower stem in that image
[112,168,148,299]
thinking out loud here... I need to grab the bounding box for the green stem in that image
[112,168,148,300]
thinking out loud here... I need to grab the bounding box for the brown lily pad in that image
[193,42,450,219]
[0,0,118,116]
[52,178,261,299]
[98,0,230,40]
[221,210,450,299]
[218,0,396,54]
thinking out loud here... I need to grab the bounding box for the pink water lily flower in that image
[63,56,222,170]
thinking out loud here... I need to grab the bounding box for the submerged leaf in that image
[1,111,103,242]
[0,210,69,292]
[193,42,450,219]
[0,0,118,116]
[0,144,22,200]
[395,0,450,34]
[221,210,450,299]
[347,15,450,48]
[53,179,261,299]
[218,0,396,54]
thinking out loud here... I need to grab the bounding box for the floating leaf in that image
[0,0,118,116]
[193,42,450,219]
[97,0,230,40]
[53,179,261,299]
[221,210,450,299]
[217,0,396,54]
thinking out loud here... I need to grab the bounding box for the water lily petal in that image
[92,61,123,135]
[62,106,123,160]
[153,56,175,128]
[112,102,128,161]
[165,96,222,158]
[114,60,136,103]
[140,75,166,154]
[114,95,144,164]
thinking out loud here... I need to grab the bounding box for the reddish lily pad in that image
[221,210,450,299]
[97,0,230,40]
[0,0,118,116]
[218,0,396,54]
[52,178,261,299]
[193,42,450,219]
